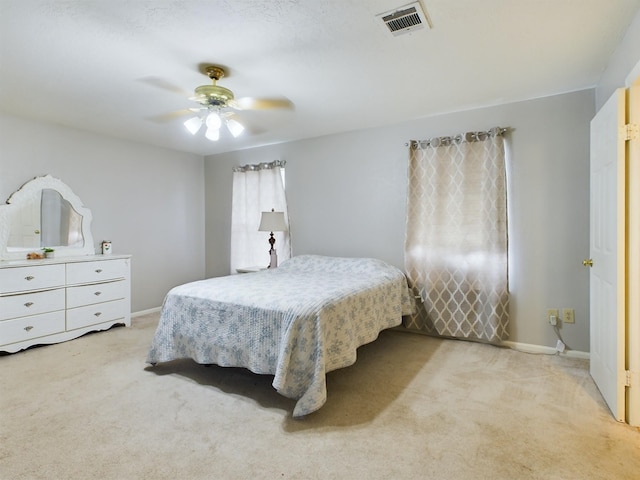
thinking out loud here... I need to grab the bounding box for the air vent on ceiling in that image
[377,2,431,37]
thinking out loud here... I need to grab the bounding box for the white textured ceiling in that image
[1,0,639,156]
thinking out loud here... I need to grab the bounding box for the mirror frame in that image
[0,175,95,260]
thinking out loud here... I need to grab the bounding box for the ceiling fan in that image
[182,65,293,142]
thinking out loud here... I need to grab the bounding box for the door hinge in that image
[622,123,639,141]
[626,370,632,387]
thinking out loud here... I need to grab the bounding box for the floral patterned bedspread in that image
[146,255,415,417]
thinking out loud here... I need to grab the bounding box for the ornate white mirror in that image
[0,175,95,260]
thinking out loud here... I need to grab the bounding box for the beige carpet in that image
[1,312,639,480]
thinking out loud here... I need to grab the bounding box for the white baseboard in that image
[131,306,161,318]
[128,313,590,359]
[502,340,590,360]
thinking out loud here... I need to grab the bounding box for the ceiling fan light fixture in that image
[205,126,220,141]
[181,64,293,143]
[226,118,245,138]
[184,116,203,135]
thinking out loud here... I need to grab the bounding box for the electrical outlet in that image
[547,309,559,325]
[562,308,575,324]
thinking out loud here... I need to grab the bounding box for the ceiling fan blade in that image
[146,108,197,123]
[188,94,208,104]
[137,76,190,96]
[233,97,294,111]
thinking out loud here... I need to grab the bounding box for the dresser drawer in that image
[0,288,65,321]
[0,310,66,346]
[66,259,128,285]
[0,264,65,294]
[66,280,126,308]
[66,299,127,330]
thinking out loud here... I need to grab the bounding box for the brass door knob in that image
[582,258,593,267]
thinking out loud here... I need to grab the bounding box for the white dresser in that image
[0,254,131,353]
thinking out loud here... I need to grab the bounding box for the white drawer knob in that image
[24,302,34,307]
[95,269,103,273]
[24,326,34,332]
[94,312,102,317]
[94,291,102,296]
[25,276,35,281]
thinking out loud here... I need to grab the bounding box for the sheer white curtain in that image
[404,128,509,344]
[230,160,291,273]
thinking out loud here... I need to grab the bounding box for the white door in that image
[589,88,626,422]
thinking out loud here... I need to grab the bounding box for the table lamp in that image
[258,209,288,268]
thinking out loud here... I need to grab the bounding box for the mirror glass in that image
[7,189,84,249]
[0,175,95,260]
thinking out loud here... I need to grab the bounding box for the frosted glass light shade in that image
[184,117,203,135]
[205,127,220,141]
[185,111,244,142]
[227,118,245,138]
[206,112,222,129]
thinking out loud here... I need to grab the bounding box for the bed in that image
[146,255,415,417]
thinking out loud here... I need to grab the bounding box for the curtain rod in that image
[405,126,509,148]
[233,159,286,172]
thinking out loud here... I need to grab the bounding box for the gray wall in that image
[204,89,594,352]
[596,8,640,108]
[0,113,206,313]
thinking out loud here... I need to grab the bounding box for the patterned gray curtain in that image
[404,128,509,344]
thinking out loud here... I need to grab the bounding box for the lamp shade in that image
[226,118,245,138]
[206,112,222,129]
[258,211,287,232]
[184,117,203,135]
[205,127,220,141]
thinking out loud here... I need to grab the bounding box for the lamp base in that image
[268,248,278,268]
